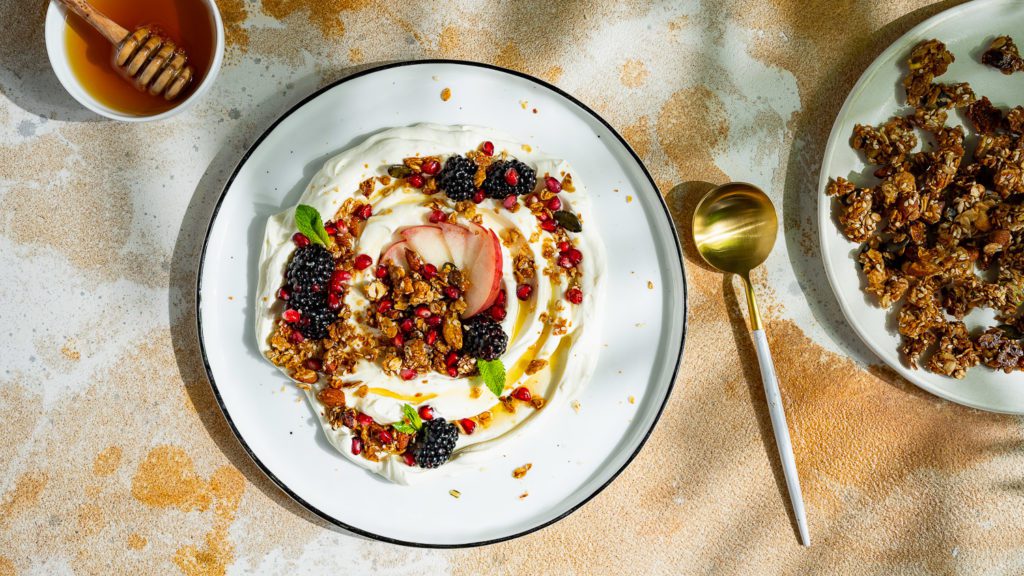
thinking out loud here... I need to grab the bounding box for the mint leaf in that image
[393,422,417,435]
[477,359,506,398]
[294,204,330,246]
[402,403,423,430]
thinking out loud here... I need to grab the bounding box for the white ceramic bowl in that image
[43,0,224,122]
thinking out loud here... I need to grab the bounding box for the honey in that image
[64,0,216,116]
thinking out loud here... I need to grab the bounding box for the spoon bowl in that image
[692,182,778,276]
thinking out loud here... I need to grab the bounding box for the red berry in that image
[512,387,532,401]
[304,358,322,371]
[400,368,417,381]
[490,305,507,321]
[351,437,363,455]
[288,331,304,344]
[481,141,494,156]
[408,173,425,188]
[472,189,485,204]
[447,367,459,377]
[429,209,446,223]
[377,299,393,314]
[503,195,518,210]
[375,265,388,279]
[354,254,373,270]
[283,309,300,323]
[443,285,460,299]
[418,405,434,421]
[422,159,441,175]
[393,333,405,347]
[495,289,507,306]
[328,293,341,310]
[422,263,437,280]
[355,204,373,220]
[277,287,291,301]
[565,248,583,265]
[545,176,562,193]
[403,452,416,466]
[292,232,310,247]
[541,220,557,232]
[400,318,415,333]
[566,287,583,304]
[446,351,459,367]
[426,315,442,327]
[504,167,519,186]
[536,211,550,222]
[516,284,533,300]
[414,305,431,318]
[557,241,570,251]
[379,429,393,444]
[558,255,574,269]
[356,412,373,426]
[324,223,338,236]
[460,418,476,435]
[547,197,562,211]
[426,329,438,345]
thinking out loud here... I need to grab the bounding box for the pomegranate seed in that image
[426,315,442,327]
[558,255,574,269]
[446,351,459,367]
[355,204,373,219]
[403,452,417,466]
[481,141,494,156]
[516,284,533,300]
[356,412,373,426]
[328,293,341,310]
[331,269,351,286]
[354,254,373,270]
[541,220,557,232]
[408,173,425,188]
[400,368,417,381]
[324,223,338,236]
[422,159,441,175]
[557,241,570,252]
[443,285,460,299]
[377,299,393,314]
[504,167,519,186]
[565,248,583,265]
[496,289,507,306]
[289,331,304,344]
[379,429,393,444]
[460,418,476,435]
[304,358,322,371]
[428,209,446,223]
[414,305,431,318]
[277,287,291,301]
[422,263,437,280]
[503,195,518,210]
[447,367,459,377]
[375,265,388,279]
[566,287,583,304]
[547,197,562,211]
[292,232,310,247]
[393,333,405,347]
[512,387,532,401]
[472,189,486,203]
[536,211,550,222]
[400,318,415,333]
[545,176,562,193]
[418,405,435,421]
[489,306,507,321]
[351,438,363,455]
[283,309,300,323]
[426,329,438,345]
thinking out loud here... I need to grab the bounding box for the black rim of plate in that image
[195,59,689,549]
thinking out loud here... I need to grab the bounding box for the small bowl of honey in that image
[44,0,224,122]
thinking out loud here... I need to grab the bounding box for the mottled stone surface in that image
[2,0,1023,574]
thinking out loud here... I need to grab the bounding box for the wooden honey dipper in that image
[58,0,194,101]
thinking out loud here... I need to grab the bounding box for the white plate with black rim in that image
[197,60,687,546]
[818,0,1024,414]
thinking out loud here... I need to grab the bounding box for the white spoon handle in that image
[752,328,811,547]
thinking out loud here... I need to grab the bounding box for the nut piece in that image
[317,387,347,407]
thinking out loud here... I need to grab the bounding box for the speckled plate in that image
[197,61,687,547]
[818,0,1024,414]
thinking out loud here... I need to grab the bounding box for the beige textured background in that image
[3,0,1024,574]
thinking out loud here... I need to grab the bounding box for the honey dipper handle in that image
[57,0,129,44]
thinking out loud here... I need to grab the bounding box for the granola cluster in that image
[828,38,1024,377]
[982,36,1024,75]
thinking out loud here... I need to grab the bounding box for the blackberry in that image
[482,159,536,199]
[436,155,478,201]
[285,288,337,339]
[461,317,508,360]
[286,244,334,291]
[414,418,459,468]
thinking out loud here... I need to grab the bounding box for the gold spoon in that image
[692,182,810,547]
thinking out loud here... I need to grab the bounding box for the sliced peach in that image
[400,225,452,267]
[437,221,474,269]
[381,241,410,268]
[463,227,503,317]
